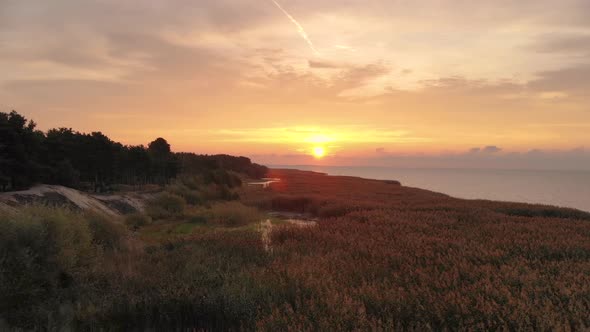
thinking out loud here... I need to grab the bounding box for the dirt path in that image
[259,219,273,252]
[284,219,317,227]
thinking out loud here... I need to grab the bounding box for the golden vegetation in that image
[247,169,590,330]
[1,169,589,330]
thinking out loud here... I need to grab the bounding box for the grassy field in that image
[1,169,589,330]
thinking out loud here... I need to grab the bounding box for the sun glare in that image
[312,146,326,158]
[306,134,333,144]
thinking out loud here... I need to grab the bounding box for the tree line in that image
[0,110,267,191]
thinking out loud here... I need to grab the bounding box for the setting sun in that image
[312,146,326,158]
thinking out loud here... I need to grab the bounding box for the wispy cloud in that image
[269,0,320,56]
[308,59,350,69]
[211,126,427,144]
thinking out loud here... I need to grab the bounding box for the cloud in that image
[467,146,502,154]
[528,65,590,94]
[249,61,391,104]
[333,44,356,52]
[308,60,350,69]
[482,146,502,153]
[530,33,590,55]
[332,63,391,94]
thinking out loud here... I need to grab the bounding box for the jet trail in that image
[270,0,320,56]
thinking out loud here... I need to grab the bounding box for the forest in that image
[0,110,267,191]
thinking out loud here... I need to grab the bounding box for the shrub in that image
[179,175,201,190]
[219,184,240,201]
[498,206,590,221]
[125,213,153,231]
[200,184,239,201]
[166,183,203,205]
[187,215,207,224]
[317,202,352,218]
[84,211,127,251]
[147,193,186,220]
[208,202,263,227]
[109,184,135,192]
[0,206,94,328]
[204,169,243,188]
[182,191,203,205]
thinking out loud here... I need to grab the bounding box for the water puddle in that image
[268,211,318,227]
[248,178,281,188]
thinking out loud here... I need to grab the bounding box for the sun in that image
[312,146,326,158]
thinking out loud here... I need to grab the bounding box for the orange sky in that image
[1,1,589,167]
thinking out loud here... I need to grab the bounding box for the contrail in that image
[270,0,320,56]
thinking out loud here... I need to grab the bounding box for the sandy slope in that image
[0,185,146,216]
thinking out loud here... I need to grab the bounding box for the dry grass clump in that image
[496,204,590,220]
[146,193,186,220]
[207,201,263,227]
[84,210,127,250]
[165,183,203,205]
[125,213,153,230]
[0,206,127,329]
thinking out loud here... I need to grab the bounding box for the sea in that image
[272,165,590,212]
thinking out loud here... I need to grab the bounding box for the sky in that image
[1,0,589,169]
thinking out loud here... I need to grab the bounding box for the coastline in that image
[269,165,590,213]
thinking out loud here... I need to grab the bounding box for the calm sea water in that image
[273,165,590,212]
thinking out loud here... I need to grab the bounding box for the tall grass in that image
[2,169,590,330]
[0,206,125,329]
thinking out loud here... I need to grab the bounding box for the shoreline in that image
[269,166,590,213]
